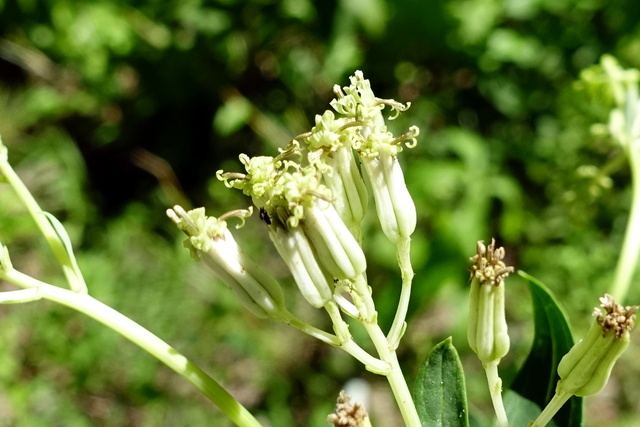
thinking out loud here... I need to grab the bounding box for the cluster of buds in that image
[210,71,418,313]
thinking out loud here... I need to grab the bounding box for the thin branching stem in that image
[0,268,264,427]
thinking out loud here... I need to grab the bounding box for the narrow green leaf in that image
[510,271,582,427]
[415,337,469,427]
[42,211,87,293]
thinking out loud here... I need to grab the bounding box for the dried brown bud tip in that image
[327,390,369,427]
[469,238,514,286]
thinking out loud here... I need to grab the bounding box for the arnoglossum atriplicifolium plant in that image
[0,61,639,427]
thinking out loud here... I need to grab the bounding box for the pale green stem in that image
[282,310,389,374]
[1,268,263,427]
[387,237,413,351]
[0,156,87,293]
[529,390,572,427]
[280,311,341,346]
[0,287,42,303]
[353,274,376,321]
[364,321,422,427]
[610,144,640,303]
[484,361,509,427]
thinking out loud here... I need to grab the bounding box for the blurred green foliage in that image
[2,0,640,426]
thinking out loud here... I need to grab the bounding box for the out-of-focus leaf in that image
[495,391,557,427]
[213,97,253,136]
[415,337,469,427]
[510,271,582,427]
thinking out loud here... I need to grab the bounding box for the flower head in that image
[327,391,370,427]
[467,239,514,365]
[556,294,638,397]
[594,293,638,338]
[167,205,286,319]
[468,239,514,287]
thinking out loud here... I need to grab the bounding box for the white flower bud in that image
[167,206,286,319]
[269,225,333,308]
[323,146,368,233]
[301,199,366,280]
[361,151,416,244]
[467,239,514,365]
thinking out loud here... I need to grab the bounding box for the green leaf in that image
[415,337,469,427]
[496,391,557,427]
[510,271,582,427]
[213,97,253,136]
[42,211,87,293]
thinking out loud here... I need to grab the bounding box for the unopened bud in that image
[557,294,637,396]
[268,225,334,308]
[167,205,286,319]
[467,239,514,365]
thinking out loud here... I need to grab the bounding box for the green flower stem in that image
[355,274,376,322]
[484,361,509,427]
[282,310,389,374]
[280,311,341,346]
[364,320,421,427]
[611,144,640,302]
[387,237,413,351]
[529,390,572,427]
[0,151,87,293]
[0,268,263,427]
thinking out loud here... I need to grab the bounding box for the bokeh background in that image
[1,0,640,426]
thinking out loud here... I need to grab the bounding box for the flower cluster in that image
[168,71,422,425]
[211,71,418,312]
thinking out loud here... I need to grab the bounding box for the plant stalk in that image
[1,268,263,427]
[611,145,640,303]
[387,237,414,351]
[529,390,571,427]
[484,361,509,427]
[364,321,422,427]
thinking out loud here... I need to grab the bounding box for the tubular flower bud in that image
[301,198,367,280]
[467,239,514,365]
[268,225,333,308]
[329,71,419,244]
[323,146,368,236]
[167,205,286,319]
[360,143,417,244]
[303,111,368,234]
[556,294,637,397]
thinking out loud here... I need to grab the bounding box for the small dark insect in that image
[259,207,271,225]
